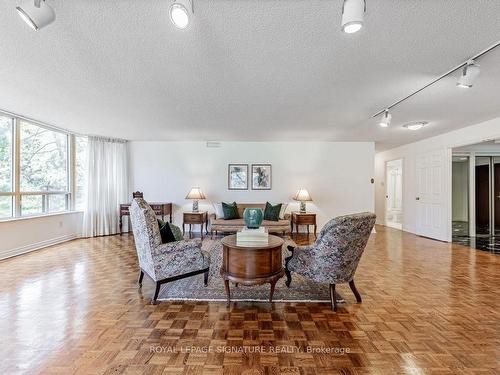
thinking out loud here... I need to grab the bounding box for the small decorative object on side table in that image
[185,187,206,212]
[183,211,208,239]
[291,212,317,237]
[293,188,312,213]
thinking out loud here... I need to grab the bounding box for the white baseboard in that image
[0,234,79,261]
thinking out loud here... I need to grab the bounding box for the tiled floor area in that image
[452,221,500,255]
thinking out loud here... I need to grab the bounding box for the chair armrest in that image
[283,213,291,221]
[209,213,216,221]
[153,239,210,279]
[154,239,202,256]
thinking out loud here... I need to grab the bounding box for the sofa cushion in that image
[211,218,246,226]
[213,202,224,218]
[264,202,281,221]
[262,219,290,227]
[222,202,239,219]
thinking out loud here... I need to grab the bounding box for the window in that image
[0,111,82,220]
[0,116,14,218]
[20,121,68,192]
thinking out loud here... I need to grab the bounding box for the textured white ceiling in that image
[0,0,499,150]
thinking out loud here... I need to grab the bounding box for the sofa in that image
[210,203,291,236]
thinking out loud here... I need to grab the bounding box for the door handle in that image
[416,197,420,201]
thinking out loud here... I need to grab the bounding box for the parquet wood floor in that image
[0,226,499,374]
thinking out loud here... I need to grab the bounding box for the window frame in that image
[0,111,80,220]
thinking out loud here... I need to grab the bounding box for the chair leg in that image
[152,282,161,304]
[330,284,337,311]
[284,246,294,287]
[349,279,362,303]
[138,270,144,287]
[204,269,209,286]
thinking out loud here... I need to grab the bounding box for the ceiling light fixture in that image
[16,0,55,31]
[457,60,480,88]
[169,0,193,29]
[341,0,366,34]
[379,110,391,127]
[403,121,428,131]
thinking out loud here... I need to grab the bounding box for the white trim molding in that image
[0,233,79,261]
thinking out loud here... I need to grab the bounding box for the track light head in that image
[379,110,391,127]
[341,0,366,34]
[457,60,480,88]
[16,0,55,31]
[169,0,193,29]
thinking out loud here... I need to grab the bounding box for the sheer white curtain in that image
[83,136,128,237]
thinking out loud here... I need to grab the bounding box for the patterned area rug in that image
[158,238,332,302]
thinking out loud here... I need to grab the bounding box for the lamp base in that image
[299,202,306,213]
[192,200,199,212]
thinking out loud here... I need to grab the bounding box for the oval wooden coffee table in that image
[220,234,285,306]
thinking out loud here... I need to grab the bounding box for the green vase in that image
[243,208,264,229]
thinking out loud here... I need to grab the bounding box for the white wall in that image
[375,116,500,239]
[0,212,83,260]
[129,141,375,231]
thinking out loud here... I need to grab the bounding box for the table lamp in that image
[185,187,206,212]
[293,188,312,213]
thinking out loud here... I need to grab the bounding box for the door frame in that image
[384,158,404,230]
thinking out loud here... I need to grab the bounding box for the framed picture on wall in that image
[228,164,248,190]
[251,164,272,190]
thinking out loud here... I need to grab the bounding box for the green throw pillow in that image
[157,219,176,243]
[222,202,239,220]
[264,202,281,221]
[168,222,184,241]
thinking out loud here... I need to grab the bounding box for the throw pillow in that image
[222,202,239,220]
[264,202,282,221]
[213,202,225,219]
[157,219,176,243]
[168,222,184,241]
[272,202,288,219]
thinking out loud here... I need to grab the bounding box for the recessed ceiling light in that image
[341,0,366,34]
[169,0,193,29]
[379,110,391,127]
[16,0,55,31]
[457,60,480,88]
[403,121,428,131]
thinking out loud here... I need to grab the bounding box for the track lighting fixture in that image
[169,0,193,29]
[371,42,500,126]
[341,0,366,34]
[379,110,391,128]
[457,60,480,88]
[16,0,55,31]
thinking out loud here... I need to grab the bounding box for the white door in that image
[386,159,403,229]
[415,150,450,241]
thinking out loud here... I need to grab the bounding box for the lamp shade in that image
[293,188,312,202]
[185,187,206,200]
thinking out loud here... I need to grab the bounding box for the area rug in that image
[158,238,334,303]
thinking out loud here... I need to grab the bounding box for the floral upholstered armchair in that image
[285,212,376,311]
[130,198,210,303]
